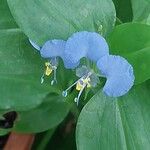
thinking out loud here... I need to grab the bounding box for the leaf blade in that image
[108,23,150,84]
[76,81,150,150]
[7,0,116,45]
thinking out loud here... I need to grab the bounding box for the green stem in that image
[37,128,56,150]
[116,17,123,24]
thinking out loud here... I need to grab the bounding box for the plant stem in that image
[116,17,123,24]
[37,128,56,150]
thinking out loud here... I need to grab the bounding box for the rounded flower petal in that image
[29,39,41,51]
[64,31,109,69]
[63,59,79,69]
[40,40,66,58]
[97,55,135,97]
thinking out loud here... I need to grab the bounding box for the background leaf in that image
[0,29,59,111]
[7,0,116,45]
[76,80,150,150]
[108,23,150,84]
[13,94,70,133]
[0,129,10,136]
[113,0,133,23]
[0,0,17,29]
[131,0,150,25]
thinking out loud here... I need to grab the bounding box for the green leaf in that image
[0,29,58,111]
[131,0,150,25]
[108,23,150,84]
[0,129,10,136]
[13,94,70,133]
[0,0,17,29]
[125,47,150,86]
[7,0,116,45]
[113,0,133,23]
[76,80,150,150]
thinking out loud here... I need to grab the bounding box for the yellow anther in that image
[45,67,52,76]
[76,82,83,91]
[76,77,91,91]
[45,62,50,67]
[44,62,52,76]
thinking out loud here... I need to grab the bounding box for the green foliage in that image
[13,94,70,133]
[0,0,17,29]
[108,23,150,84]
[0,0,72,135]
[0,0,150,149]
[76,80,150,150]
[0,129,10,136]
[113,0,133,22]
[7,0,116,45]
[0,29,59,111]
[131,0,150,24]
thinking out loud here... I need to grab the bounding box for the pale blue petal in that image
[103,75,134,97]
[97,55,135,97]
[63,59,79,69]
[87,32,109,61]
[64,32,87,66]
[29,39,41,51]
[40,40,66,58]
[64,31,109,69]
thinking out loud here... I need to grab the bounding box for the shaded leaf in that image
[0,0,17,29]
[76,80,150,150]
[113,0,133,22]
[108,23,150,84]
[13,94,70,133]
[131,0,150,25]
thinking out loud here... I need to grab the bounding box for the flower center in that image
[62,66,95,105]
[41,58,58,85]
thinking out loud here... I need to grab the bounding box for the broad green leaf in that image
[76,80,150,150]
[108,23,150,84]
[125,47,150,86]
[0,29,58,111]
[113,0,133,23]
[131,0,150,25]
[13,94,70,133]
[7,0,116,45]
[0,0,17,29]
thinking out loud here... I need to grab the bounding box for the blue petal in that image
[40,40,66,58]
[64,31,109,69]
[87,32,109,61]
[63,59,79,69]
[29,39,41,51]
[97,55,135,97]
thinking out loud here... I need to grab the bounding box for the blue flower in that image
[64,31,109,69]
[29,39,77,69]
[62,65,99,105]
[29,39,66,59]
[40,40,66,59]
[29,39,67,85]
[30,31,109,69]
[97,55,135,97]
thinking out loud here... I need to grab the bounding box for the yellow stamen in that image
[45,62,53,76]
[76,77,91,91]
[76,82,83,91]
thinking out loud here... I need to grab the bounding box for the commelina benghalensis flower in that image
[30,31,135,105]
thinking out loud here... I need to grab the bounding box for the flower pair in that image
[30,31,135,104]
